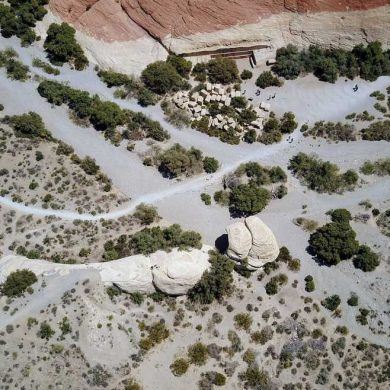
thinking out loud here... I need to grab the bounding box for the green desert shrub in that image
[309,209,359,266]
[240,69,253,80]
[4,112,50,139]
[104,224,202,258]
[353,245,380,272]
[166,54,192,78]
[133,203,159,225]
[44,23,88,70]
[141,61,186,94]
[170,358,189,376]
[0,1,47,46]
[187,342,209,366]
[229,184,270,216]
[321,295,341,311]
[234,313,253,331]
[256,71,282,88]
[273,42,390,82]
[188,252,235,304]
[206,57,239,84]
[360,158,390,176]
[1,269,37,297]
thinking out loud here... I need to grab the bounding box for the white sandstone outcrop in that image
[151,250,210,295]
[0,246,213,296]
[226,216,279,270]
[226,221,252,261]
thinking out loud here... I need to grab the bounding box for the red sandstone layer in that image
[49,0,390,42]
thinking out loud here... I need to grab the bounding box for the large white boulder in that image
[226,221,252,261]
[151,248,211,295]
[226,217,279,270]
[245,216,279,269]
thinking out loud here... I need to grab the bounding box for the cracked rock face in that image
[226,217,279,270]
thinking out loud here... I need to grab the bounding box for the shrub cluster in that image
[141,61,189,95]
[44,23,88,70]
[214,162,287,216]
[153,143,219,178]
[0,269,37,297]
[273,42,390,82]
[258,112,298,145]
[139,321,169,351]
[301,121,357,142]
[255,71,282,89]
[37,80,169,143]
[192,57,239,84]
[103,224,202,258]
[98,69,157,107]
[289,152,358,194]
[3,112,51,139]
[360,120,390,141]
[309,208,380,271]
[0,0,47,46]
[0,48,30,81]
[360,158,390,176]
[188,251,235,304]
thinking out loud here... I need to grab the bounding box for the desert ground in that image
[0,29,389,390]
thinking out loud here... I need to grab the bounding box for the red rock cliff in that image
[50,0,389,42]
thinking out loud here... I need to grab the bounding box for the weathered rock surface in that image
[226,216,279,270]
[245,216,280,269]
[151,250,210,295]
[0,246,213,295]
[47,0,390,74]
[226,221,252,261]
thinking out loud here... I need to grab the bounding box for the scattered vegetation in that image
[37,80,169,143]
[0,0,47,46]
[360,158,390,176]
[103,224,202,258]
[289,153,358,193]
[32,58,60,75]
[273,42,390,82]
[301,121,357,142]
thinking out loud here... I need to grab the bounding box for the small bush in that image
[321,295,341,311]
[188,342,209,366]
[234,313,253,331]
[170,358,189,376]
[1,269,37,297]
[353,245,380,272]
[256,71,282,88]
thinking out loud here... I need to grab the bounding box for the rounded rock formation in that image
[151,249,210,295]
[226,221,252,261]
[226,216,279,270]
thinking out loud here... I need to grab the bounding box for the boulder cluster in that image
[172,82,270,135]
[226,216,279,270]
